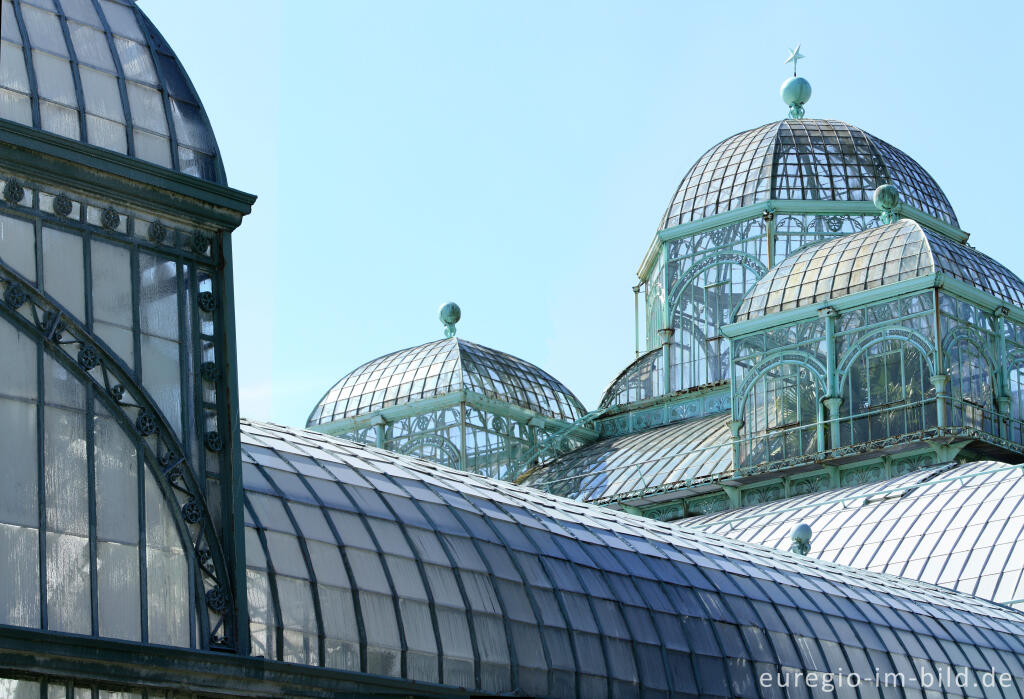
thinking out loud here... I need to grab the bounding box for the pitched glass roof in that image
[522,412,733,503]
[692,461,1024,609]
[660,119,957,229]
[307,337,586,426]
[734,219,1024,321]
[241,420,1024,697]
[0,0,224,182]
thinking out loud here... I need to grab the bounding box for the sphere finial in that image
[781,76,811,119]
[439,302,461,338]
[873,184,901,224]
[781,45,810,119]
[790,523,812,556]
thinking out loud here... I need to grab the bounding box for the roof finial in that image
[784,44,805,76]
[439,301,461,338]
[873,184,901,224]
[790,523,812,556]
[781,45,811,119]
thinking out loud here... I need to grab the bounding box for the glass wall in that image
[0,174,228,528]
[0,317,194,646]
[644,214,879,400]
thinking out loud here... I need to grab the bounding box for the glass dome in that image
[659,119,957,229]
[308,337,586,426]
[0,0,224,182]
[734,219,1024,321]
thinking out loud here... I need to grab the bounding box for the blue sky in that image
[140,1,1024,426]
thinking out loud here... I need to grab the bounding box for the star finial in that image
[785,44,805,77]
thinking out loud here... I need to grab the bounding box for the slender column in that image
[659,328,674,395]
[763,206,776,268]
[660,244,671,393]
[995,308,1012,438]
[370,415,386,448]
[931,374,950,428]
[633,283,641,358]
[820,306,842,449]
[823,397,843,450]
[729,419,743,472]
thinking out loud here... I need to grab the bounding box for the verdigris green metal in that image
[439,301,461,337]
[874,183,901,224]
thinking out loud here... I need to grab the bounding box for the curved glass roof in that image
[308,337,586,426]
[660,119,957,229]
[0,0,224,182]
[523,412,733,503]
[241,420,1024,696]
[693,461,1024,609]
[735,219,1024,321]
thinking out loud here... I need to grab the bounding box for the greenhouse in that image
[1,1,1024,697]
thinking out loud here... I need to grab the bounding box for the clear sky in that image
[140,0,1024,427]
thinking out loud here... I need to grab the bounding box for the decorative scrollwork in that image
[100,206,120,231]
[190,231,211,254]
[491,416,507,433]
[135,410,157,436]
[826,215,844,233]
[200,361,220,382]
[181,499,202,524]
[148,221,168,244]
[3,179,24,204]
[205,586,230,614]
[108,384,125,403]
[53,193,73,217]
[197,291,216,313]
[204,430,222,452]
[4,283,26,310]
[414,415,430,431]
[76,345,99,370]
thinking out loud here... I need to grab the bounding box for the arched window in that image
[671,258,763,392]
[839,339,935,445]
[739,362,822,470]
[946,336,994,432]
[0,318,195,646]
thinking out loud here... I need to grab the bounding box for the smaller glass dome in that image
[735,219,1024,321]
[0,0,224,182]
[308,337,586,426]
[660,119,957,229]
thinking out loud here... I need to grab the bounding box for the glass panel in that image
[42,227,85,322]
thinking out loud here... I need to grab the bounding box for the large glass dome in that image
[659,119,957,229]
[0,0,224,182]
[308,336,586,426]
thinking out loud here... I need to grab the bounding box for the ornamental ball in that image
[791,523,812,545]
[780,76,812,107]
[439,302,461,326]
[873,183,900,211]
